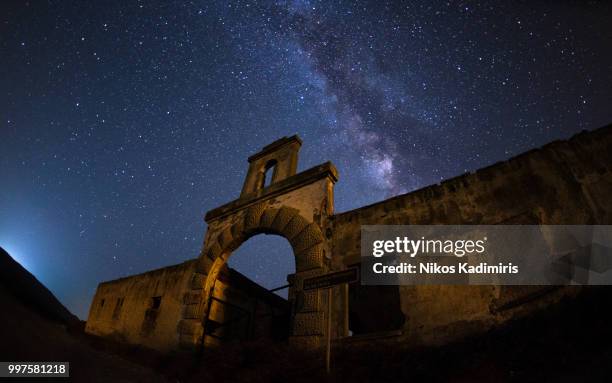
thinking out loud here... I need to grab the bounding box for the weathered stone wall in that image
[331,125,612,346]
[86,260,291,351]
[85,260,197,351]
[204,266,290,346]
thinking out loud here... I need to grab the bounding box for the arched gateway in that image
[178,136,341,349]
[85,125,612,353]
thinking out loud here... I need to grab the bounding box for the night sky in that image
[1,1,611,318]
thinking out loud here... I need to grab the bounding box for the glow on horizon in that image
[0,238,38,277]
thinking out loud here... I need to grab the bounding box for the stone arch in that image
[177,203,328,349]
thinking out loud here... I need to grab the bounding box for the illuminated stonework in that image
[86,125,612,352]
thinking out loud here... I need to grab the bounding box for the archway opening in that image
[202,234,295,345]
[228,233,295,298]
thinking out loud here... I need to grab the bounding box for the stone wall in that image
[86,260,291,351]
[331,124,612,346]
[204,266,290,346]
[85,260,197,351]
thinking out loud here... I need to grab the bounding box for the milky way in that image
[1,1,611,317]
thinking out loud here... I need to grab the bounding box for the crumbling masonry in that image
[86,124,612,352]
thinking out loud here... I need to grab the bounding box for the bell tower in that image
[240,135,302,197]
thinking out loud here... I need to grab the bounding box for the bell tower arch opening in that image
[240,136,302,197]
[261,159,278,189]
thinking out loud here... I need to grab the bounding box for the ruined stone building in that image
[86,124,612,352]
